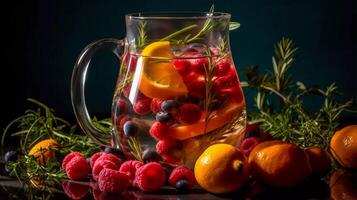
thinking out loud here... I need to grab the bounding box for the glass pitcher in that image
[71,12,246,168]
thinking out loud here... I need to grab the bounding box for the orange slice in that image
[139,41,188,99]
[169,102,244,140]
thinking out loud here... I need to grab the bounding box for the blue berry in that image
[161,100,179,113]
[104,147,125,159]
[4,151,18,162]
[123,121,139,137]
[175,179,190,192]
[155,112,172,123]
[142,148,162,163]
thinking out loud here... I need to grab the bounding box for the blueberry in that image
[104,147,125,159]
[4,150,18,163]
[142,148,162,163]
[123,121,140,137]
[161,100,179,113]
[155,112,172,123]
[175,179,190,192]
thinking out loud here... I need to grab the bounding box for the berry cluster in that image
[61,148,197,196]
[111,52,244,166]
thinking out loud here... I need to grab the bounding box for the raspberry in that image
[96,153,122,167]
[240,137,261,156]
[150,98,164,114]
[119,160,144,185]
[122,85,131,98]
[65,155,91,180]
[173,59,191,75]
[149,122,170,141]
[169,166,196,189]
[62,152,82,170]
[133,97,152,115]
[156,138,177,155]
[89,152,105,168]
[134,162,166,192]
[213,72,238,91]
[113,96,128,116]
[162,154,181,164]
[175,103,202,124]
[182,72,199,84]
[62,181,89,200]
[98,168,130,192]
[190,57,208,75]
[118,116,132,130]
[215,59,231,77]
[92,159,119,181]
[219,87,244,103]
[186,79,205,99]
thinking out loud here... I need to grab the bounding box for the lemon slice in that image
[139,41,187,99]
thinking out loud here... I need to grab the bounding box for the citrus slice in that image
[169,102,244,140]
[139,41,188,99]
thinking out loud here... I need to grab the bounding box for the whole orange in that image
[28,139,58,164]
[329,169,357,200]
[305,147,331,176]
[330,125,357,169]
[194,143,249,194]
[248,140,311,187]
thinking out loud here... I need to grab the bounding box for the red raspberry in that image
[122,85,131,98]
[150,98,164,114]
[240,137,261,156]
[173,59,191,75]
[133,97,152,115]
[182,72,199,84]
[190,57,208,75]
[62,152,82,170]
[169,166,197,188]
[89,152,104,168]
[215,59,231,77]
[119,160,144,185]
[156,138,177,155]
[118,116,132,130]
[96,153,122,167]
[92,159,119,181]
[162,154,181,164]
[175,103,202,124]
[186,79,205,99]
[115,97,128,114]
[65,155,91,180]
[134,162,166,192]
[149,122,170,141]
[213,72,238,91]
[219,87,244,103]
[98,168,130,192]
[123,54,138,73]
[62,181,89,200]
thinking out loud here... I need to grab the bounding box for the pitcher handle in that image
[71,38,125,147]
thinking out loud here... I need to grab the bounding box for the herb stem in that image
[160,24,198,42]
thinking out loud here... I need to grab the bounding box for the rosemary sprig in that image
[137,21,149,49]
[1,99,103,191]
[242,37,355,149]
[127,137,143,162]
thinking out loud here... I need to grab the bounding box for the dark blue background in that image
[1,0,356,128]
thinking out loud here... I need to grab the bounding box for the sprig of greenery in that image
[137,21,149,49]
[1,99,104,193]
[242,38,355,149]
[137,5,240,47]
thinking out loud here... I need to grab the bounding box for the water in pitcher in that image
[112,42,246,168]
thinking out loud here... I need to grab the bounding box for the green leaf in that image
[229,22,241,31]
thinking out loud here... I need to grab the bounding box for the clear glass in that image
[71,12,246,168]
